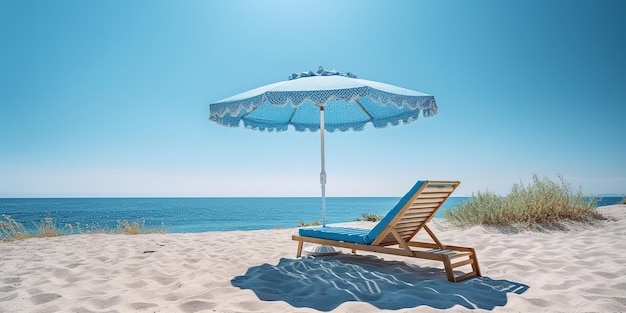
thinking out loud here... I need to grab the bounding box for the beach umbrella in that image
[209,66,437,240]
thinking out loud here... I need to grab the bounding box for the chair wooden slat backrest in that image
[371,180,459,246]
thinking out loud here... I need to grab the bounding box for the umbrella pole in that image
[320,106,327,227]
[303,106,339,256]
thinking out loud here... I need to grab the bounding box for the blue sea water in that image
[0,196,621,234]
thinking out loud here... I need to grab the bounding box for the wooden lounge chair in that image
[292,180,481,282]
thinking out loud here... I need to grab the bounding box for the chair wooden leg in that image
[471,249,482,276]
[446,250,481,282]
[443,255,456,282]
[296,240,303,258]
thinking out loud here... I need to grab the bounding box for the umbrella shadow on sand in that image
[231,254,528,311]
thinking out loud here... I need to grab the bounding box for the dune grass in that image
[443,174,603,230]
[621,197,626,205]
[355,213,384,222]
[1,214,31,241]
[298,220,321,227]
[0,215,168,242]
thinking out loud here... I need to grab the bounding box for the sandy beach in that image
[1,204,624,313]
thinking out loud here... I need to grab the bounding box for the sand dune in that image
[1,205,624,312]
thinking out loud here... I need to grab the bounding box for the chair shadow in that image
[232,254,528,312]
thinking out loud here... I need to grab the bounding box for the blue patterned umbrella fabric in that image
[209,67,437,228]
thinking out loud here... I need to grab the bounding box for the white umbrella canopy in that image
[209,67,438,227]
[210,67,437,132]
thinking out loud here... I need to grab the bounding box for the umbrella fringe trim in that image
[211,90,437,119]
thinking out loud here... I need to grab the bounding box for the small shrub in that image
[621,197,626,205]
[298,220,321,227]
[355,213,384,222]
[444,174,603,229]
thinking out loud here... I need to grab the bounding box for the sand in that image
[1,204,625,313]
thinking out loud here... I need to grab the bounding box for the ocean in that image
[0,197,622,234]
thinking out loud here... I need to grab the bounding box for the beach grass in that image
[298,220,321,227]
[1,214,31,241]
[621,196,626,205]
[355,213,384,222]
[35,217,61,238]
[0,215,168,242]
[116,219,168,235]
[443,174,603,229]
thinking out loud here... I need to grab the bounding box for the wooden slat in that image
[395,223,424,230]
[404,209,434,216]
[413,198,446,204]
[397,218,428,224]
[405,209,435,215]
[396,217,428,225]
[398,215,430,222]
[451,258,474,268]
[419,192,454,198]
[448,252,472,259]
[406,210,432,215]
[379,236,399,245]
[396,232,417,240]
[406,241,440,249]
[394,223,425,231]
[423,186,455,193]
[454,271,478,282]
[405,211,436,217]
[395,228,417,235]
[407,209,435,214]
[409,203,439,209]
[405,212,435,219]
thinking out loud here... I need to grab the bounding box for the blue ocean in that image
[0,197,621,234]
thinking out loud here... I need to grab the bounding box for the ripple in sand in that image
[0,293,18,302]
[51,267,72,278]
[123,265,142,273]
[128,302,158,310]
[87,295,121,309]
[29,293,62,305]
[0,277,20,285]
[590,270,620,279]
[152,276,179,286]
[586,287,626,297]
[94,256,109,263]
[542,279,578,291]
[125,280,148,288]
[185,258,202,264]
[179,300,215,313]
[162,292,183,301]
[63,262,85,269]
[26,287,43,295]
[525,297,550,307]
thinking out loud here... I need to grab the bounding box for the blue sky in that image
[1,0,624,197]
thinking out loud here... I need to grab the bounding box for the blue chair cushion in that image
[298,226,373,244]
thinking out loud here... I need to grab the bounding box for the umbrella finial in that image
[289,67,358,80]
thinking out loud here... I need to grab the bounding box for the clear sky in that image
[1,0,624,198]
